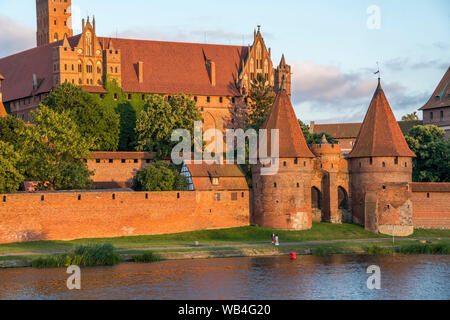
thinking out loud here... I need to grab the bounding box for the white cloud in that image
[0,15,35,57]
[290,61,429,123]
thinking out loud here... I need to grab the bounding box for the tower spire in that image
[349,81,416,158]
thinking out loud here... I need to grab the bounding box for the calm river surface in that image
[0,255,448,300]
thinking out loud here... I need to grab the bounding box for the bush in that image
[396,243,449,255]
[365,245,394,255]
[312,247,335,256]
[132,161,187,191]
[32,243,120,268]
[132,252,161,263]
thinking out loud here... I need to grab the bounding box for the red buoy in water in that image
[290,252,297,260]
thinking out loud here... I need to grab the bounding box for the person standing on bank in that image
[275,235,279,246]
[272,233,275,245]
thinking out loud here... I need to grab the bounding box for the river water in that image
[0,255,448,300]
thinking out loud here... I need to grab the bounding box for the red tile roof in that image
[262,90,315,158]
[100,37,247,97]
[186,162,246,178]
[313,121,423,139]
[349,80,416,158]
[0,35,247,103]
[81,85,108,94]
[420,66,450,111]
[411,182,450,193]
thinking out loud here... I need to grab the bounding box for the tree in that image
[402,112,419,121]
[406,125,450,182]
[298,120,338,145]
[0,115,27,150]
[43,83,120,151]
[244,74,275,130]
[132,161,187,191]
[0,141,24,193]
[135,94,202,158]
[21,106,94,190]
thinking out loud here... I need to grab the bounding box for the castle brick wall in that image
[87,158,152,189]
[0,190,250,244]
[411,191,450,229]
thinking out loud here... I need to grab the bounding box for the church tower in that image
[36,0,73,47]
[348,79,416,236]
[252,89,315,230]
[274,55,292,97]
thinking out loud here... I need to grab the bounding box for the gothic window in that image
[256,43,262,69]
[86,62,93,73]
[86,31,93,56]
[264,60,269,80]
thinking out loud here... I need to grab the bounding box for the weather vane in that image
[374,62,381,79]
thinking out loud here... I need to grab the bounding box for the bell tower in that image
[36,0,73,47]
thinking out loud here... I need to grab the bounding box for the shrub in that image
[396,243,449,255]
[132,252,161,263]
[365,245,394,255]
[132,161,187,191]
[32,243,120,268]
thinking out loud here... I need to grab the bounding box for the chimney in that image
[208,60,216,87]
[309,121,315,134]
[138,61,144,83]
[32,74,38,91]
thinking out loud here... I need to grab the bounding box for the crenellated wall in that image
[0,190,250,244]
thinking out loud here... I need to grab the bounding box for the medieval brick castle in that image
[0,1,448,243]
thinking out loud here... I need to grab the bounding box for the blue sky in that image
[0,0,449,123]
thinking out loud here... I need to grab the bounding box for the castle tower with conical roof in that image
[252,89,315,230]
[348,79,416,236]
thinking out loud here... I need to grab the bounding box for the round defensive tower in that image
[252,89,315,230]
[348,79,416,235]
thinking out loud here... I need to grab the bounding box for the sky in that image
[0,0,449,124]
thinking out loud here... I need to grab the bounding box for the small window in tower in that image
[232,97,236,103]
[405,162,408,168]
[274,182,277,188]
[194,96,198,102]
[207,96,211,103]
[382,162,386,168]
[115,67,118,73]
[283,161,287,167]
[427,193,430,199]
[219,97,223,103]
[134,159,138,164]
[370,157,373,165]
[294,159,298,165]
[395,157,399,165]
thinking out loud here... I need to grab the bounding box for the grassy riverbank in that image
[1,223,449,256]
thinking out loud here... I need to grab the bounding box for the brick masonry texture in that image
[0,190,249,244]
[411,191,450,229]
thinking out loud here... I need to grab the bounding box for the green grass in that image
[31,243,120,268]
[131,252,161,263]
[0,223,449,256]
